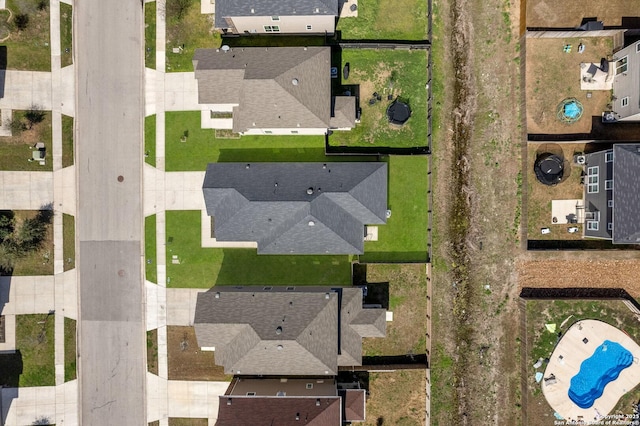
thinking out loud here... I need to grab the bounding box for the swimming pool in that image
[569,340,633,409]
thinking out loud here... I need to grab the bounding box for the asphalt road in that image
[75,1,146,424]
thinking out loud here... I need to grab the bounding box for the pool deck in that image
[542,319,640,422]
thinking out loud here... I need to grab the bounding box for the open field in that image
[361,156,428,263]
[165,0,221,72]
[165,111,371,171]
[5,209,54,276]
[145,1,156,69]
[62,114,74,168]
[526,0,632,28]
[16,314,55,387]
[145,115,156,167]
[0,110,53,171]
[145,215,157,283]
[364,370,426,426]
[60,2,72,67]
[524,299,640,422]
[165,210,353,288]
[336,0,427,41]
[328,49,428,148]
[526,36,612,135]
[0,0,51,70]
[62,213,74,271]
[167,326,232,381]
[64,317,76,382]
[361,264,427,356]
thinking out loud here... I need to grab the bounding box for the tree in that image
[25,104,45,130]
[0,213,15,242]
[166,0,192,20]
[14,14,29,31]
[4,116,25,136]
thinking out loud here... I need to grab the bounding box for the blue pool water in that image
[568,340,633,409]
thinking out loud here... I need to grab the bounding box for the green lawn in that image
[336,0,427,41]
[63,213,75,271]
[145,115,156,167]
[145,2,156,69]
[147,329,158,375]
[64,317,76,382]
[165,210,352,288]
[60,2,73,67]
[165,111,371,171]
[360,156,428,262]
[223,35,326,48]
[145,215,157,283]
[7,210,54,276]
[16,314,55,387]
[0,110,53,171]
[0,0,51,70]
[328,49,428,148]
[62,114,74,168]
[165,0,221,72]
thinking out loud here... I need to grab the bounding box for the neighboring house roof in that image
[216,396,342,426]
[330,96,356,129]
[202,162,388,255]
[193,47,332,132]
[215,0,339,29]
[613,144,640,243]
[193,286,387,376]
[339,389,366,422]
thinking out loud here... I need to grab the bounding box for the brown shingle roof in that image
[216,396,341,426]
[340,389,366,422]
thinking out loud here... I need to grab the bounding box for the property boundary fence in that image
[519,287,640,315]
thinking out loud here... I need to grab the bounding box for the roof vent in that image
[215,292,220,299]
[245,164,250,169]
[325,292,330,299]
[307,187,314,195]
[308,221,315,226]
[277,344,283,350]
[292,78,299,86]
[250,8,255,13]
[221,45,230,52]
[227,398,232,405]
[316,399,321,406]
[322,164,327,169]
[296,413,300,421]
[276,326,282,335]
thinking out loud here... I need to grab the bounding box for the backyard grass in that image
[329,49,428,148]
[165,0,221,72]
[145,215,157,283]
[361,156,428,262]
[525,299,640,420]
[62,213,74,271]
[167,326,231,381]
[16,314,55,387]
[223,35,326,48]
[165,210,352,288]
[8,209,54,276]
[365,370,426,425]
[165,111,371,171]
[1,0,51,70]
[0,110,53,171]
[147,329,158,375]
[64,317,76,382]
[145,2,156,69]
[145,115,156,167]
[62,114,73,167]
[168,419,208,426]
[60,2,73,67]
[336,0,427,40]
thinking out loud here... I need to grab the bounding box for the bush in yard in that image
[4,116,25,135]
[0,210,52,272]
[14,13,29,31]
[25,105,45,129]
[166,0,192,20]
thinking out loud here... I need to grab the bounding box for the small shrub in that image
[4,116,25,135]
[25,105,45,129]
[37,0,47,11]
[14,13,29,31]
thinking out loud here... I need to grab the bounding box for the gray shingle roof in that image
[330,96,356,129]
[194,286,386,376]
[202,162,388,254]
[193,47,332,132]
[613,144,640,243]
[215,0,339,29]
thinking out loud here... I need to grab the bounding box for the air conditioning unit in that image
[576,155,586,165]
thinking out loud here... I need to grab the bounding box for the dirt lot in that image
[364,370,426,426]
[167,326,232,381]
[526,36,612,135]
[526,0,632,28]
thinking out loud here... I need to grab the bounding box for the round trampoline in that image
[534,153,564,186]
[386,99,411,125]
[557,98,584,123]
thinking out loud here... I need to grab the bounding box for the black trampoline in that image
[386,99,411,125]
[534,153,564,186]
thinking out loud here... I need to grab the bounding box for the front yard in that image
[0,0,51,71]
[16,314,55,387]
[167,326,231,381]
[329,49,428,149]
[336,0,428,41]
[164,210,353,288]
[1,209,54,276]
[0,110,53,171]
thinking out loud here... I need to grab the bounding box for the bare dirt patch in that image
[526,36,613,135]
[167,326,232,381]
[526,0,631,28]
[364,370,426,426]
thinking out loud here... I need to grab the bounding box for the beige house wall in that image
[229,378,338,396]
[242,127,327,135]
[229,15,336,34]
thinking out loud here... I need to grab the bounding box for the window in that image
[291,130,299,134]
[616,56,628,74]
[587,221,599,231]
[263,286,273,291]
[605,180,613,190]
[608,199,614,207]
[264,130,273,134]
[306,25,313,30]
[621,97,629,107]
[587,166,599,193]
[608,223,613,231]
[605,151,614,162]
[246,392,256,396]
[637,42,640,53]
[264,25,280,32]
[306,383,314,389]
[271,16,280,21]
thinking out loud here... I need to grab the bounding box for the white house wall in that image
[241,127,327,135]
[229,15,336,34]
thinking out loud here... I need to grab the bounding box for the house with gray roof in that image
[202,162,387,255]
[611,40,640,121]
[193,286,386,376]
[214,0,339,35]
[193,47,355,135]
[583,144,640,243]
